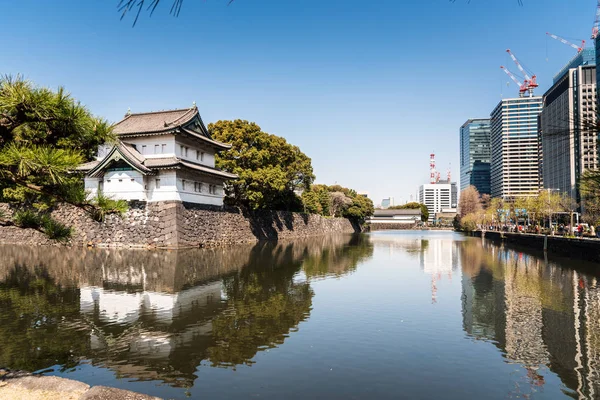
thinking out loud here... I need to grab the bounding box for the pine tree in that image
[0,75,126,239]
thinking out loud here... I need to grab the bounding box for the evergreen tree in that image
[0,75,126,238]
[209,119,314,211]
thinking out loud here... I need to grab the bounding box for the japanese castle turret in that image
[79,106,237,206]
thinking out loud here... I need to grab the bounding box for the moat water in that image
[1,231,600,399]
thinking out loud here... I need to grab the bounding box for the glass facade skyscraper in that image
[540,63,597,203]
[459,119,491,194]
[553,48,595,84]
[490,97,543,199]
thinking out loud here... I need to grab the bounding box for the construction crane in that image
[500,66,528,97]
[546,32,585,53]
[430,153,436,184]
[592,0,600,39]
[506,49,538,94]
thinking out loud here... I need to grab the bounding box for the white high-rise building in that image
[490,96,543,199]
[419,183,455,222]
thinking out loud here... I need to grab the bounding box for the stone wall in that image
[367,223,417,231]
[0,202,359,248]
[468,230,600,263]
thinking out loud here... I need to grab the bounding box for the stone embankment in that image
[469,230,600,263]
[0,369,160,400]
[367,223,416,231]
[0,201,359,248]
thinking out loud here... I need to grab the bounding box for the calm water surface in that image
[1,231,600,399]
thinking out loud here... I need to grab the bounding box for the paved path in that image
[0,369,161,400]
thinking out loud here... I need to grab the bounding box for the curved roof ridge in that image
[169,107,198,126]
[128,107,196,117]
[180,127,232,150]
[112,106,199,135]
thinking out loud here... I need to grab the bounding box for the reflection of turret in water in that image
[0,234,373,386]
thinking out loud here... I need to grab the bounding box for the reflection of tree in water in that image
[207,235,374,368]
[0,235,373,385]
[207,242,313,368]
[0,265,89,372]
[302,235,373,279]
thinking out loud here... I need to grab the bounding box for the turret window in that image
[180,145,189,157]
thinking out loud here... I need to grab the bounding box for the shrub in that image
[13,209,43,229]
[40,215,72,241]
[13,209,71,241]
[91,194,128,221]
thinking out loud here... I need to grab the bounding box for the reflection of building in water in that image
[503,253,549,382]
[460,239,600,398]
[80,282,223,364]
[0,235,369,388]
[420,238,455,276]
[418,237,457,304]
[80,264,223,325]
[369,233,458,303]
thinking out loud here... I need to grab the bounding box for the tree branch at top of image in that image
[117,0,524,26]
[118,0,234,26]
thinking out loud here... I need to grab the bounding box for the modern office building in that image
[381,198,392,209]
[540,62,597,202]
[553,48,595,84]
[460,119,491,194]
[490,96,543,199]
[596,36,600,99]
[419,182,457,222]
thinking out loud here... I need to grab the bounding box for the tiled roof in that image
[87,143,153,177]
[120,142,146,165]
[112,107,198,135]
[76,160,99,171]
[181,127,231,150]
[83,141,237,180]
[111,106,232,151]
[179,160,238,179]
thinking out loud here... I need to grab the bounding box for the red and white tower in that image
[430,153,436,184]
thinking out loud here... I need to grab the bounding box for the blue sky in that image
[1,0,597,205]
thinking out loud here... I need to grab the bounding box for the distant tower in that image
[430,153,436,184]
[447,163,451,183]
